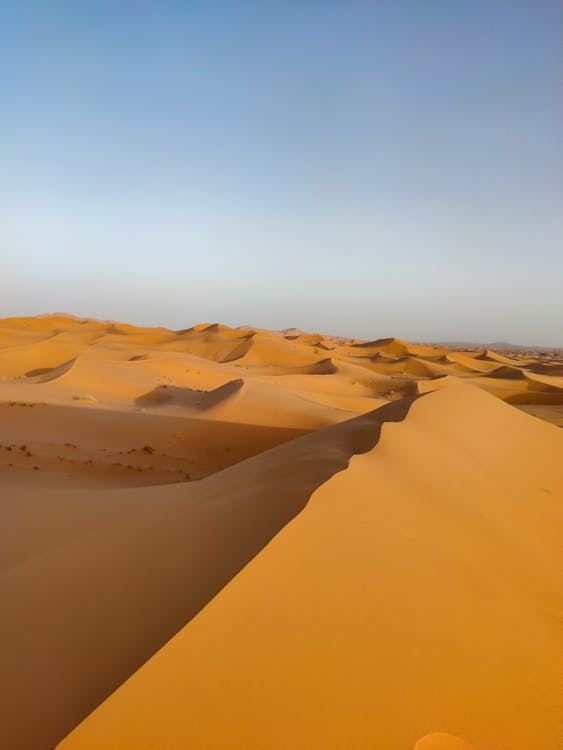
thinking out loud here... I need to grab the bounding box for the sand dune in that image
[0,315,561,750]
[1,397,415,750]
[55,385,563,750]
[475,349,525,365]
[232,356,337,376]
[482,364,528,380]
[135,378,244,409]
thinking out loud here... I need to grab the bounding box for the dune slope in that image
[57,385,563,750]
[0,398,416,750]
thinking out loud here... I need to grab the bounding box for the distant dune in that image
[0,315,562,750]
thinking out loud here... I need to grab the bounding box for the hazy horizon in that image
[2,1,562,345]
[2,309,559,349]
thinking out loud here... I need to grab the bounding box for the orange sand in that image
[0,315,561,750]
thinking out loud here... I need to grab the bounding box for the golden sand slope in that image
[56,385,563,750]
[0,315,562,750]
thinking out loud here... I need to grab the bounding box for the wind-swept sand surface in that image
[0,315,562,750]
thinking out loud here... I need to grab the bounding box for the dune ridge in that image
[56,385,563,750]
[1,397,417,750]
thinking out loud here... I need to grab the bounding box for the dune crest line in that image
[0,395,417,750]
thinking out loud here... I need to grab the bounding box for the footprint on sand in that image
[414,732,475,750]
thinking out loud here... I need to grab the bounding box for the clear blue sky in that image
[1,1,561,344]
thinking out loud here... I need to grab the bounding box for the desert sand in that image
[0,314,562,750]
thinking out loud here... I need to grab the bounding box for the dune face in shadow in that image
[0,400,315,495]
[135,378,244,410]
[233,357,337,376]
[485,365,527,380]
[525,362,563,376]
[23,358,76,382]
[0,397,417,750]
